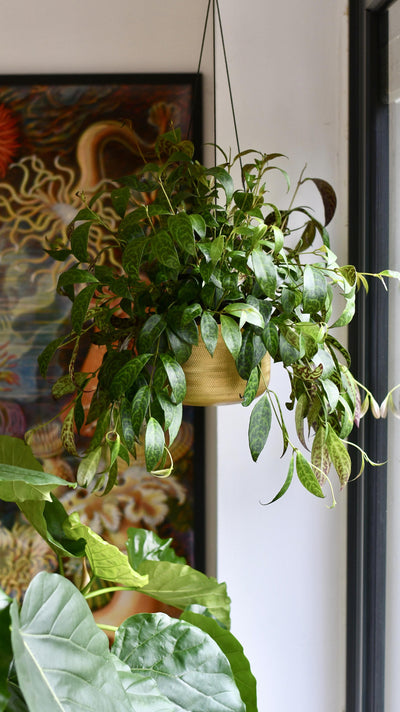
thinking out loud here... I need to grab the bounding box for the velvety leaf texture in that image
[112,613,245,712]
[11,573,133,712]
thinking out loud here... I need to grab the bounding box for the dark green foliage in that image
[38,127,389,499]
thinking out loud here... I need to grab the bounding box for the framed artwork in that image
[0,74,205,613]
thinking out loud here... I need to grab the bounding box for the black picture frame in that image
[0,73,205,606]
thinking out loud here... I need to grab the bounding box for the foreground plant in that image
[0,435,253,712]
[36,128,399,503]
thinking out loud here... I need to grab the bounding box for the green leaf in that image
[251,249,277,298]
[295,393,309,449]
[77,446,103,487]
[181,606,257,712]
[200,311,219,356]
[64,512,148,587]
[159,354,187,403]
[120,397,135,451]
[241,367,261,407]
[295,451,325,498]
[109,353,152,399]
[121,236,148,277]
[166,328,192,363]
[168,213,196,255]
[220,314,242,360]
[262,322,279,357]
[302,265,327,314]
[4,660,28,711]
[131,385,151,437]
[113,612,244,712]
[0,460,74,503]
[326,425,351,488]
[71,283,97,333]
[57,266,99,290]
[135,561,231,628]
[111,185,130,217]
[137,314,166,353]
[207,166,235,204]
[264,453,295,504]
[248,394,272,461]
[330,292,356,328]
[189,213,206,238]
[37,336,65,377]
[222,303,264,329]
[279,333,300,366]
[311,426,331,484]
[70,221,91,261]
[127,527,185,569]
[61,408,78,455]
[153,230,180,270]
[10,573,133,712]
[0,589,12,711]
[167,401,183,448]
[145,417,165,472]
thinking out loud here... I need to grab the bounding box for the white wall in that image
[212,2,349,711]
[0,2,349,711]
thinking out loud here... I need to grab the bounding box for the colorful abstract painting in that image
[0,74,204,610]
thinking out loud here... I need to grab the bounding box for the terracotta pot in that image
[183,327,271,406]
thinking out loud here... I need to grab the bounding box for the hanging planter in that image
[37,128,400,502]
[183,327,270,406]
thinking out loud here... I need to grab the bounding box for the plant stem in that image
[96,623,118,632]
[84,585,134,600]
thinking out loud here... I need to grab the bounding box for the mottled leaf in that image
[200,312,219,356]
[145,417,165,472]
[311,426,331,483]
[326,425,351,488]
[296,451,325,498]
[248,393,272,461]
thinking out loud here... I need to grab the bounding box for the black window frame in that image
[347,1,395,709]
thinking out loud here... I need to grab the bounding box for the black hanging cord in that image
[189,0,243,176]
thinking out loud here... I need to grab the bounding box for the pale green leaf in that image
[296,451,325,498]
[64,512,148,587]
[181,606,257,712]
[112,612,245,712]
[10,573,133,712]
[136,561,231,628]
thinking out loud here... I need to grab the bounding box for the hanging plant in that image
[35,128,400,504]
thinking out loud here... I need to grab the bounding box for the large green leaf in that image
[0,441,75,503]
[63,512,148,588]
[112,612,245,712]
[181,606,258,712]
[19,496,86,560]
[10,572,133,712]
[133,560,231,628]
